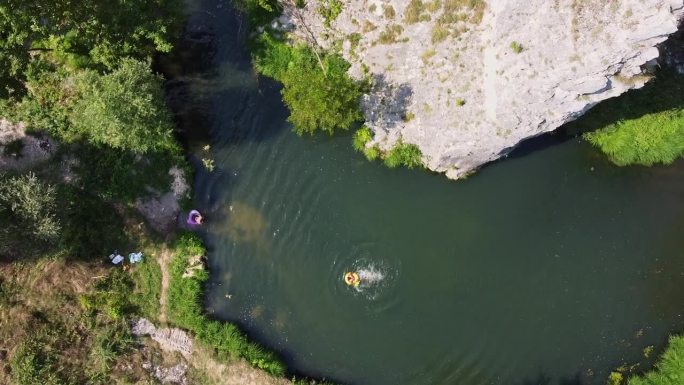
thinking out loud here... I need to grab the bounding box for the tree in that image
[0,0,182,99]
[253,33,363,135]
[71,58,178,154]
[281,49,362,134]
[0,0,182,72]
[0,173,60,257]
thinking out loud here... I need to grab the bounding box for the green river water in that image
[166,1,684,384]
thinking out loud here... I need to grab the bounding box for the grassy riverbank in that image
[626,335,684,385]
[566,70,684,167]
[167,233,285,376]
[0,1,329,383]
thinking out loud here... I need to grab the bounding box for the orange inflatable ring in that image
[344,272,360,287]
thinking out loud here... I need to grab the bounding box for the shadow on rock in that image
[361,73,413,132]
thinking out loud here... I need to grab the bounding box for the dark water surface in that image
[170,1,684,384]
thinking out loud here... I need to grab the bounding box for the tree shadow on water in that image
[559,372,585,385]
[513,371,586,385]
[159,0,289,148]
[514,373,553,385]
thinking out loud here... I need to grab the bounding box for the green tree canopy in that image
[254,33,363,135]
[71,58,178,154]
[0,0,182,96]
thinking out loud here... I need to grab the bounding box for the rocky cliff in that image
[277,0,684,178]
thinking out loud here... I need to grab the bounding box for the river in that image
[163,0,684,384]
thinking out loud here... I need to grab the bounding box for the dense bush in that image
[584,109,684,166]
[0,0,182,93]
[8,58,179,157]
[0,172,61,257]
[71,59,178,154]
[352,125,372,151]
[352,126,380,161]
[253,32,362,135]
[167,233,286,376]
[3,62,75,136]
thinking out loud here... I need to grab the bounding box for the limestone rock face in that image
[131,318,194,358]
[280,0,684,178]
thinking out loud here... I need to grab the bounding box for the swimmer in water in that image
[187,210,204,226]
[344,271,361,287]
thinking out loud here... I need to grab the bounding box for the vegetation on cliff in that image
[253,31,363,135]
[578,71,684,166]
[353,125,423,169]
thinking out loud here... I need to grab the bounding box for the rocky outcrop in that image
[0,119,57,171]
[131,318,194,358]
[279,0,684,178]
[134,165,189,233]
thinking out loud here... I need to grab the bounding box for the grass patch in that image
[510,41,524,53]
[421,49,437,64]
[404,0,432,24]
[628,335,684,385]
[167,232,286,376]
[377,24,405,44]
[363,20,378,32]
[442,0,485,23]
[348,32,362,58]
[0,259,147,385]
[383,4,396,19]
[431,0,485,42]
[57,187,130,259]
[573,70,684,166]
[431,25,450,43]
[72,143,180,203]
[384,142,424,169]
[129,256,162,320]
[318,0,343,28]
[10,333,63,385]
